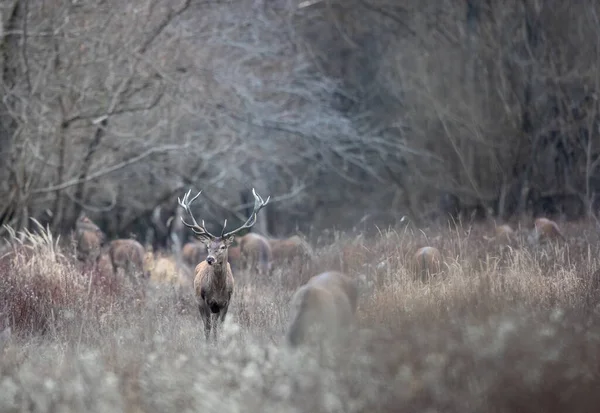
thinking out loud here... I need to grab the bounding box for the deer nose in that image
[206,256,215,265]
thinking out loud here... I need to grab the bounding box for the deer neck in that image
[211,258,229,285]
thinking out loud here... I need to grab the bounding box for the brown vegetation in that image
[149,254,191,288]
[2,219,600,411]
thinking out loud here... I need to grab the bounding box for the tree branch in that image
[31,144,190,193]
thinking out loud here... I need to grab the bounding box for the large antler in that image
[222,188,270,238]
[177,189,218,239]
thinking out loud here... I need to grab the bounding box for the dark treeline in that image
[1,0,599,248]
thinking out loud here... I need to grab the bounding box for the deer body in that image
[109,239,148,284]
[194,248,234,342]
[412,246,442,281]
[494,224,515,244]
[529,217,565,244]
[182,241,204,268]
[75,215,105,263]
[286,271,358,348]
[269,235,312,265]
[239,233,272,275]
[228,245,242,270]
[177,188,269,343]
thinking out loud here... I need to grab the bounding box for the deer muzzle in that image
[206,256,215,265]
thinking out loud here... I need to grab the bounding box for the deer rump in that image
[286,271,356,347]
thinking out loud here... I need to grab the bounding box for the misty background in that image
[1,0,599,248]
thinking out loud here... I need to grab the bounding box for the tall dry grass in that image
[1,219,600,412]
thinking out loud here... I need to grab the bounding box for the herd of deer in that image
[74,186,569,348]
[73,188,344,347]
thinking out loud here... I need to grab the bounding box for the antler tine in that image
[200,219,218,239]
[177,190,202,228]
[223,188,270,238]
[220,219,228,237]
[177,189,217,239]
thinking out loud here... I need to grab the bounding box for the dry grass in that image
[2,219,600,412]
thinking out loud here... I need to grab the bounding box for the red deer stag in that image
[286,271,358,348]
[178,188,270,343]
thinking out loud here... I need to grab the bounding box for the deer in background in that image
[412,246,443,282]
[528,217,566,244]
[238,232,273,276]
[269,234,313,266]
[182,241,204,268]
[178,188,270,343]
[108,238,149,285]
[75,214,106,263]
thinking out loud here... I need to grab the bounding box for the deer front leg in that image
[220,301,230,324]
[212,313,219,342]
[213,302,231,342]
[199,303,211,342]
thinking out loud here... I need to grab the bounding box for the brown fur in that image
[194,237,235,342]
[75,215,105,263]
[269,235,312,265]
[228,245,241,269]
[238,233,272,275]
[286,271,358,348]
[412,246,443,282]
[182,241,204,268]
[96,253,115,278]
[108,239,148,284]
[495,224,515,244]
[529,217,566,244]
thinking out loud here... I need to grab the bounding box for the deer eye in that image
[220,245,226,250]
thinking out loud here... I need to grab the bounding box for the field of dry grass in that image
[2,219,600,412]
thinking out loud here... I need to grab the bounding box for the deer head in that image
[177,188,270,266]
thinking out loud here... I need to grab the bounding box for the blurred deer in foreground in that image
[286,271,358,348]
[178,188,270,343]
[75,215,105,263]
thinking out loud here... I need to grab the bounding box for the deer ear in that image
[224,236,235,246]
